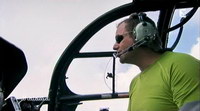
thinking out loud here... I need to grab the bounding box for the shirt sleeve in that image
[170,55,200,108]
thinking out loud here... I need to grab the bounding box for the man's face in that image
[113,22,135,63]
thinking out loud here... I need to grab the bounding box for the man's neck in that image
[134,48,162,71]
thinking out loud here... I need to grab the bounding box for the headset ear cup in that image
[134,22,157,42]
[133,21,162,51]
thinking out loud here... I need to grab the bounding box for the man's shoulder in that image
[162,51,199,62]
[157,51,199,69]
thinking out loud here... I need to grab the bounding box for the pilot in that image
[113,12,200,111]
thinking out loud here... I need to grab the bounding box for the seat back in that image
[0,37,28,98]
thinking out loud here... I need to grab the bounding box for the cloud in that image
[115,65,140,91]
[190,37,200,60]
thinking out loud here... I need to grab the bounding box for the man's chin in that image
[119,57,126,64]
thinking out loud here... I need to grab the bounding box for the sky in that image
[0,0,199,111]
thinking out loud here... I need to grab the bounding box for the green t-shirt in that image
[128,51,200,111]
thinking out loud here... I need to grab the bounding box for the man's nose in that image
[113,43,119,50]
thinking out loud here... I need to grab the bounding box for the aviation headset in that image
[131,12,163,52]
[115,12,163,57]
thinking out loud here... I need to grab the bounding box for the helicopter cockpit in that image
[0,0,199,111]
